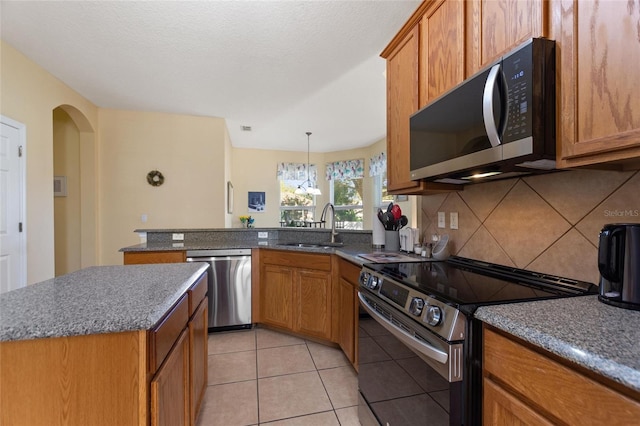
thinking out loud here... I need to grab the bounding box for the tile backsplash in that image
[419,170,640,285]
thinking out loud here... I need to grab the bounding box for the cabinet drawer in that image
[338,257,360,286]
[262,250,331,272]
[188,272,208,316]
[484,327,640,424]
[150,295,189,373]
[124,251,186,264]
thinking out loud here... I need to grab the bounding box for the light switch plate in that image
[450,212,459,230]
[437,212,446,228]
[172,233,184,241]
[258,232,269,239]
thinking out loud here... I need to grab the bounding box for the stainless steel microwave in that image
[409,38,556,184]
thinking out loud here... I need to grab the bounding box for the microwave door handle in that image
[483,64,502,148]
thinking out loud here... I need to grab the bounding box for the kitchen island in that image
[0,263,209,426]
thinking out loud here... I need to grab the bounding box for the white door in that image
[0,117,26,293]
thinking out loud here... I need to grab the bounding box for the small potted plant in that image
[239,215,254,228]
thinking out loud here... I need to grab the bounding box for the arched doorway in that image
[53,105,96,276]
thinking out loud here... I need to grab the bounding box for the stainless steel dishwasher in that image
[186,249,252,331]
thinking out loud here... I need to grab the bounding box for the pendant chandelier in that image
[295,132,321,195]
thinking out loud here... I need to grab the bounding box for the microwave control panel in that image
[503,41,534,142]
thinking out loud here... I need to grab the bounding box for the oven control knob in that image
[369,276,380,290]
[359,271,370,287]
[409,298,424,316]
[426,306,443,326]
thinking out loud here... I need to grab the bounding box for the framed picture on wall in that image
[54,176,67,197]
[227,181,233,214]
[248,191,265,213]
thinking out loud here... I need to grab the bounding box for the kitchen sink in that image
[276,242,344,249]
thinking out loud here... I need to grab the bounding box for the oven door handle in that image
[358,292,448,364]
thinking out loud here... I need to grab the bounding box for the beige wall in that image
[98,109,229,265]
[53,108,81,276]
[230,140,396,229]
[0,40,99,284]
[420,170,640,284]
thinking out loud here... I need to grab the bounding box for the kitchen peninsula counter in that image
[476,295,640,393]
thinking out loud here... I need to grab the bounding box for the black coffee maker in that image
[598,223,640,310]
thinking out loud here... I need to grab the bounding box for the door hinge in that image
[19,222,23,232]
[18,145,23,157]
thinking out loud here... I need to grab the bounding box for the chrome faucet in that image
[320,203,339,243]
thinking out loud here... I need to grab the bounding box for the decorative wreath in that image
[146,170,165,187]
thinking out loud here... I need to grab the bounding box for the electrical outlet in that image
[450,212,459,230]
[172,233,184,241]
[141,214,147,223]
[258,232,269,239]
[437,212,446,228]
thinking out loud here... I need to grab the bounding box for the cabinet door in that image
[419,0,465,108]
[294,269,332,340]
[553,0,640,167]
[189,297,208,426]
[260,264,294,330]
[386,25,421,194]
[383,17,462,195]
[335,258,360,366]
[483,378,554,425]
[336,277,356,364]
[151,329,190,426]
[468,0,546,72]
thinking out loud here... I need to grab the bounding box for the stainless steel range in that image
[357,256,597,426]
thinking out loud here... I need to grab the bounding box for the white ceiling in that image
[0,0,420,153]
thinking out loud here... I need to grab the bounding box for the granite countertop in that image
[122,239,393,262]
[0,263,209,342]
[476,295,640,392]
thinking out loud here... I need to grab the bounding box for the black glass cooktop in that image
[363,256,597,314]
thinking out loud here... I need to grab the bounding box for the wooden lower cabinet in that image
[259,250,332,341]
[483,325,640,425]
[333,257,360,367]
[261,264,295,330]
[151,329,190,426]
[124,250,186,264]
[296,268,332,339]
[189,297,208,425]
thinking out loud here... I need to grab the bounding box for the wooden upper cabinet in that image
[385,25,422,194]
[468,0,547,72]
[382,8,461,195]
[419,0,465,108]
[551,0,640,168]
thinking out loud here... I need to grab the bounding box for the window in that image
[370,152,392,209]
[330,177,363,229]
[277,162,318,227]
[327,159,364,229]
[375,170,395,208]
[280,179,316,226]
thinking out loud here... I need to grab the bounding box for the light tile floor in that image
[196,326,360,426]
